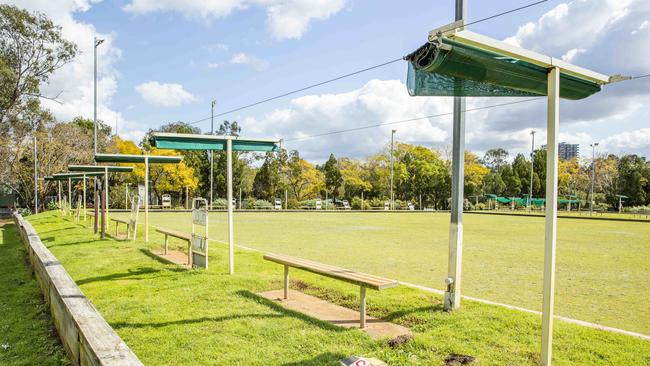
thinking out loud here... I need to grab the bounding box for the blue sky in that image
[8,0,650,161]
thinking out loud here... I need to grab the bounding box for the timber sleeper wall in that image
[13,212,142,366]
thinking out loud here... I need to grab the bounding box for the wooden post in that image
[283,265,289,300]
[164,234,168,255]
[360,286,367,328]
[541,67,560,366]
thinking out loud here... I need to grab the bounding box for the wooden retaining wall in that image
[13,212,142,366]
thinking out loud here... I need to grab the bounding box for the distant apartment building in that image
[540,142,579,160]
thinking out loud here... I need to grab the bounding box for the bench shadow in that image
[138,248,190,271]
[76,267,160,286]
[282,352,347,366]
[42,238,107,248]
[111,313,285,330]
[236,290,346,333]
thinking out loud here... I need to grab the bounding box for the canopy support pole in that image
[83,174,87,221]
[68,178,72,216]
[104,167,109,224]
[58,181,62,215]
[227,139,234,274]
[444,0,467,312]
[145,157,149,242]
[541,66,560,366]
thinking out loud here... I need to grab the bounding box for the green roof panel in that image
[405,38,601,100]
[68,165,134,172]
[94,154,183,164]
[151,133,280,152]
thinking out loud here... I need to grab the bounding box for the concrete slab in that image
[258,289,411,340]
[151,250,190,268]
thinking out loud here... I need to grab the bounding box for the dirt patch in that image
[444,354,475,365]
[387,334,412,348]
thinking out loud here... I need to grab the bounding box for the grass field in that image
[26,211,650,365]
[0,220,68,366]
[110,210,650,335]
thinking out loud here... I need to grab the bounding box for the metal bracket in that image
[608,74,633,84]
[428,20,464,43]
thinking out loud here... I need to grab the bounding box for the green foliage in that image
[322,153,343,197]
[46,200,59,211]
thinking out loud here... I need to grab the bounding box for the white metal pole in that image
[210,100,215,209]
[68,178,72,215]
[93,37,103,156]
[529,130,535,211]
[541,67,560,366]
[444,0,467,312]
[83,174,87,221]
[104,167,109,223]
[33,134,38,214]
[390,129,396,210]
[227,139,234,274]
[589,142,598,215]
[145,157,149,242]
[58,181,62,214]
[285,189,288,210]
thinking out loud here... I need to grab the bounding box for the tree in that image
[0,5,77,124]
[285,151,324,201]
[482,148,509,171]
[339,158,372,199]
[253,151,285,200]
[616,155,648,206]
[322,153,343,197]
[464,151,489,198]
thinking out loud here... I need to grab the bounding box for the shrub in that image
[17,207,32,216]
[253,199,273,210]
[47,201,59,211]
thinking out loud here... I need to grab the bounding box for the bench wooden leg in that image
[164,234,168,255]
[187,240,191,266]
[360,286,366,329]
[283,265,289,300]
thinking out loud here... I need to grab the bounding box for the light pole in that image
[210,100,216,209]
[589,142,599,215]
[390,129,396,210]
[529,130,536,211]
[93,37,104,156]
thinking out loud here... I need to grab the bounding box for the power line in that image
[186,0,552,126]
[285,97,546,142]
[631,74,650,80]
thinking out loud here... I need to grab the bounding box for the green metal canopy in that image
[47,172,104,180]
[68,165,134,172]
[405,28,611,100]
[151,132,280,152]
[94,153,183,164]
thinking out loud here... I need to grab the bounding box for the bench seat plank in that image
[264,253,398,290]
[155,227,191,241]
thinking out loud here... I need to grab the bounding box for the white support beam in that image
[541,67,560,365]
[444,0,466,312]
[83,174,87,221]
[68,178,72,215]
[144,157,149,242]
[227,139,234,274]
[104,167,109,224]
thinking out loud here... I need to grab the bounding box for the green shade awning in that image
[405,37,602,100]
[68,165,134,173]
[94,153,183,164]
[151,132,280,152]
[48,172,104,180]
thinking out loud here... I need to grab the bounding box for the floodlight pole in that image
[93,37,104,156]
[589,142,599,215]
[444,0,467,312]
[390,129,396,210]
[210,100,216,209]
[541,66,560,366]
[227,139,234,274]
[529,130,536,211]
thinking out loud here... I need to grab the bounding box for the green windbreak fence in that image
[405,38,601,100]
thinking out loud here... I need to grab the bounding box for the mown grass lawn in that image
[29,211,650,365]
[112,210,650,335]
[0,220,68,366]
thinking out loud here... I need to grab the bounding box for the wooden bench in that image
[110,217,130,238]
[263,253,398,328]
[155,227,191,264]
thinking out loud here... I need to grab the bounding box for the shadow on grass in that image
[138,248,191,271]
[111,313,285,330]
[236,290,346,333]
[76,267,161,286]
[282,352,347,366]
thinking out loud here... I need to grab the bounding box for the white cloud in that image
[238,79,451,161]
[561,48,586,62]
[603,128,650,151]
[631,20,648,35]
[230,52,269,70]
[207,62,223,69]
[135,81,197,107]
[122,0,346,40]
